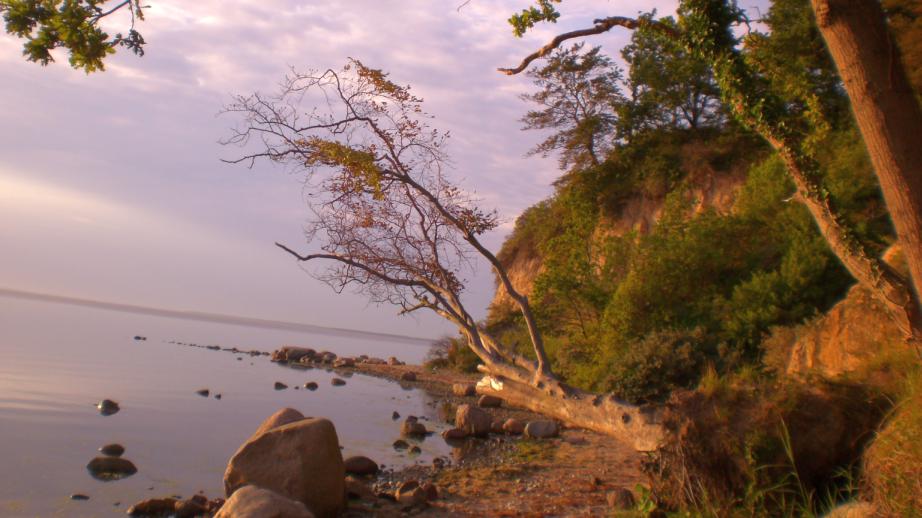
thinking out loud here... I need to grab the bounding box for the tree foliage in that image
[1,0,145,72]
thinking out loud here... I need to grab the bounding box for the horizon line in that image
[0,287,436,346]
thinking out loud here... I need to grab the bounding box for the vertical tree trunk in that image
[812,0,922,317]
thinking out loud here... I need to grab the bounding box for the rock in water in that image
[70,494,89,501]
[441,428,467,440]
[96,399,120,416]
[195,389,210,397]
[126,498,177,516]
[330,378,346,386]
[524,420,559,439]
[343,455,379,476]
[86,457,137,481]
[400,371,417,382]
[304,382,318,391]
[392,440,410,450]
[216,485,314,518]
[455,404,491,437]
[224,417,344,517]
[98,443,125,457]
[274,382,288,390]
[401,419,428,437]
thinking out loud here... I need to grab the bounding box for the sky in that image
[0,0,767,339]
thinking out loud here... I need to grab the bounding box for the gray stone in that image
[455,404,491,437]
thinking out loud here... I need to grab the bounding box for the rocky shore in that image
[118,344,645,517]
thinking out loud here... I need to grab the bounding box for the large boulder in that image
[224,417,344,517]
[215,485,314,518]
[251,408,304,439]
[455,404,491,437]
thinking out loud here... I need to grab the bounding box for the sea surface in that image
[0,294,451,517]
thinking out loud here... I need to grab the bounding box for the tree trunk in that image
[474,371,666,451]
[812,0,922,324]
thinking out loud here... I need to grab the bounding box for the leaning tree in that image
[223,60,665,451]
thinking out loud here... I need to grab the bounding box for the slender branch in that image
[498,17,677,75]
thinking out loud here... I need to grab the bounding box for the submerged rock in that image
[98,443,125,457]
[86,456,137,481]
[392,439,410,450]
[224,415,344,517]
[96,399,120,416]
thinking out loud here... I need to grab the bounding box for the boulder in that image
[272,347,316,363]
[330,378,346,387]
[332,358,354,368]
[224,417,344,517]
[304,382,318,391]
[215,485,314,518]
[274,382,288,390]
[501,418,526,435]
[451,383,476,397]
[455,404,491,437]
[401,419,428,436]
[98,443,125,457]
[477,395,502,408]
[606,487,636,510]
[97,399,120,416]
[490,418,505,434]
[441,428,467,440]
[400,371,417,382]
[127,498,176,516]
[524,420,559,439]
[343,455,378,476]
[86,456,137,481]
[251,408,304,439]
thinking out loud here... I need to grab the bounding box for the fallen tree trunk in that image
[474,373,666,451]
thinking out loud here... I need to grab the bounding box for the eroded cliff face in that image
[488,142,749,319]
[768,246,911,379]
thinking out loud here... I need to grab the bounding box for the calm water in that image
[0,296,451,517]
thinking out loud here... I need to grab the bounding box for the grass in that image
[864,371,922,517]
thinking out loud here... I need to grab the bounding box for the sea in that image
[0,293,452,517]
